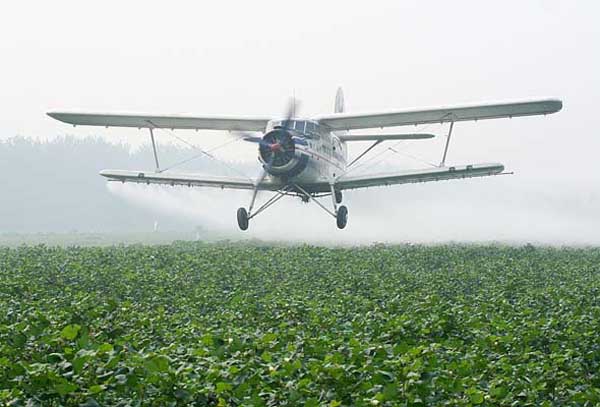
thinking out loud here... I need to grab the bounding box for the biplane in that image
[48,88,562,230]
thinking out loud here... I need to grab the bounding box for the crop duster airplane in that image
[48,89,562,230]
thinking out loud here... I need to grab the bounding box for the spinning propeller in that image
[242,98,300,172]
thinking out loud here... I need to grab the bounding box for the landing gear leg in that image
[236,184,260,231]
[335,190,343,204]
[236,187,288,231]
[292,183,349,230]
[336,205,348,229]
[329,184,347,229]
[237,207,249,231]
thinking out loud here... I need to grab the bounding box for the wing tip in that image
[551,99,563,113]
[47,111,71,124]
[538,98,563,114]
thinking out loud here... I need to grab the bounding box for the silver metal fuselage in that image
[259,119,348,186]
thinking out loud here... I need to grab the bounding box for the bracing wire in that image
[146,121,253,180]
[159,137,241,173]
[341,122,437,176]
[388,147,438,168]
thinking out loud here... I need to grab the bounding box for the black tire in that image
[336,205,348,229]
[335,190,343,204]
[237,207,249,231]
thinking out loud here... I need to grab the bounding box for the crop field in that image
[1,244,600,406]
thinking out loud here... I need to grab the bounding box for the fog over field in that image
[1,1,599,244]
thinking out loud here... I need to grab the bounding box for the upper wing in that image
[338,133,435,142]
[99,169,283,191]
[47,111,270,132]
[333,163,505,191]
[317,98,562,130]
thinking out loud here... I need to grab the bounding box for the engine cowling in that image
[258,129,301,176]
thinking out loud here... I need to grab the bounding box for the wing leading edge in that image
[338,133,435,142]
[317,98,562,130]
[48,111,270,132]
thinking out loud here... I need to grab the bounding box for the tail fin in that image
[334,87,345,113]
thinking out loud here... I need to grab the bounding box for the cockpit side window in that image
[294,121,306,132]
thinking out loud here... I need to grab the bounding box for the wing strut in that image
[149,127,161,172]
[247,188,288,220]
[293,184,337,218]
[439,120,455,167]
[348,140,383,167]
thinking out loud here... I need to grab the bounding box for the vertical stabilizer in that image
[334,87,345,113]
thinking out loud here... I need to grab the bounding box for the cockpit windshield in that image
[272,120,319,138]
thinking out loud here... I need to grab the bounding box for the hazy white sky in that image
[2,0,599,242]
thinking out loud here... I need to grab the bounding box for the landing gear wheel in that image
[237,207,249,231]
[335,190,343,204]
[336,205,348,229]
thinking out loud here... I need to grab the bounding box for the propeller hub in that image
[259,129,296,173]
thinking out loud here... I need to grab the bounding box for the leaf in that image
[97,343,114,353]
[261,351,273,363]
[571,392,587,403]
[72,356,87,374]
[468,389,485,404]
[10,333,27,347]
[88,384,105,394]
[297,377,312,389]
[305,399,319,407]
[262,332,278,343]
[54,381,78,396]
[60,324,81,340]
[47,353,64,363]
[216,382,232,394]
[145,355,170,373]
[383,384,398,400]
[490,385,507,398]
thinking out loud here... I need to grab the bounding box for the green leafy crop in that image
[1,243,599,406]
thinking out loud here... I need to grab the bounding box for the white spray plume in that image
[107,172,600,246]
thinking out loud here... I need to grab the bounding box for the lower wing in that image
[100,163,504,193]
[333,163,505,191]
[99,170,282,191]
